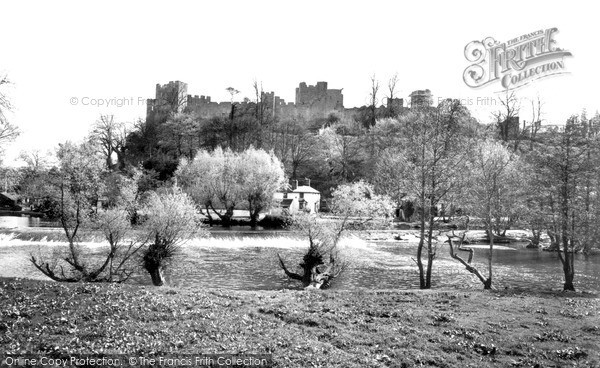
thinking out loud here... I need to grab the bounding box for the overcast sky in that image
[1,0,598,164]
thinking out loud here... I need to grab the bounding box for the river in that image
[0,231,598,291]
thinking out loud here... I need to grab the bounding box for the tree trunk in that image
[147,264,165,286]
[487,216,494,290]
[249,202,259,229]
[249,212,258,229]
[562,240,576,291]
[417,208,426,289]
[204,205,214,226]
[425,210,435,289]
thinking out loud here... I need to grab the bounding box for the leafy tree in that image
[16,149,54,211]
[140,188,206,286]
[239,148,286,228]
[177,147,286,228]
[91,207,143,282]
[176,147,243,227]
[30,141,106,282]
[453,139,523,289]
[330,180,394,228]
[531,116,599,291]
[319,121,364,184]
[382,99,475,289]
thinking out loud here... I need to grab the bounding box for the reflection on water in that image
[0,216,58,228]
[0,234,598,292]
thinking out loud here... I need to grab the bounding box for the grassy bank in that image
[1,278,598,367]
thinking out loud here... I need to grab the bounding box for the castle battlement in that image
[146,80,427,122]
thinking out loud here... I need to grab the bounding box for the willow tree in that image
[278,213,346,289]
[140,189,206,286]
[278,181,393,289]
[239,147,286,228]
[176,147,243,227]
[177,147,285,227]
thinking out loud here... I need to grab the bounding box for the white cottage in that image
[273,182,321,214]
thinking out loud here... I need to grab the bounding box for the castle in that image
[146,80,433,121]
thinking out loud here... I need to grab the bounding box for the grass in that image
[1,278,598,367]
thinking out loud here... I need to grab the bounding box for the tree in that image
[91,207,144,283]
[531,116,599,291]
[277,214,346,289]
[90,115,122,170]
[30,141,106,282]
[455,139,522,289]
[177,147,286,228]
[319,122,364,183]
[17,149,53,209]
[492,89,520,144]
[330,180,394,228]
[385,73,400,117]
[176,147,243,227]
[374,147,412,221]
[239,148,286,228]
[0,76,19,154]
[367,74,380,128]
[140,188,206,286]
[271,118,317,180]
[381,99,474,289]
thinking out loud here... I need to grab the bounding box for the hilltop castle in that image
[146,81,433,121]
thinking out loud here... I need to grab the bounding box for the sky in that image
[1,0,598,165]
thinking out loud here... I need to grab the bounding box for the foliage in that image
[90,207,143,282]
[378,100,475,289]
[176,147,244,226]
[278,214,346,289]
[139,188,207,286]
[30,141,107,283]
[330,180,394,228]
[528,116,600,291]
[177,147,286,227]
[239,147,287,227]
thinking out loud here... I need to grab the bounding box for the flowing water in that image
[1,231,599,291]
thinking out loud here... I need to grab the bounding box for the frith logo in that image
[463,28,572,90]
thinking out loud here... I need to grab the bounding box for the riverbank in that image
[1,278,598,367]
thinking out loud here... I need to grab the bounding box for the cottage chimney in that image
[305,178,311,187]
[294,180,298,189]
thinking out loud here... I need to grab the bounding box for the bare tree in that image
[368,74,380,128]
[90,115,122,170]
[527,95,544,149]
[226,86,239,120]
[386,73,399,117]
[0,76,19,151]
[492,89,521,149]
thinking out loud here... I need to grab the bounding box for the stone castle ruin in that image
[146,80,430,121]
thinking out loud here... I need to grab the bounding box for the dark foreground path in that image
[1,278,598,367]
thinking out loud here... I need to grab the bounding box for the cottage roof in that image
[0,192,19,202]
[292,185,320,194]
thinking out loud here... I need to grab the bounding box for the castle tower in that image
[409,89,433,108]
